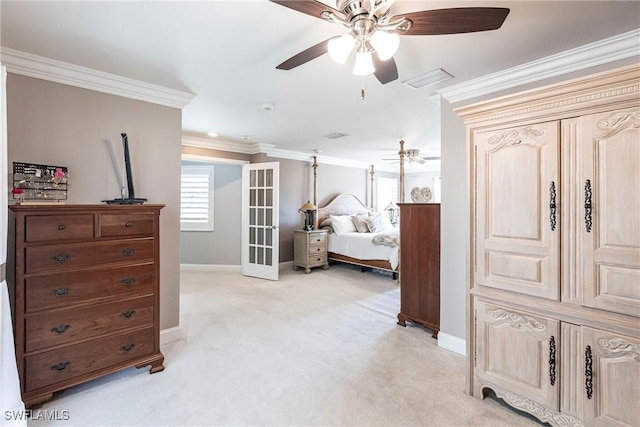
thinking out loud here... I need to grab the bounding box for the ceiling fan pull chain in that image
[361,77,366,100]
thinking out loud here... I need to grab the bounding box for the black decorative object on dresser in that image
[8,204,164,408]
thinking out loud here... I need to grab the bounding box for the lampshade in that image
[328,33,355,64]
[370,30,399,61]
[353,50,375,76]
[299,201,316,212]
[384,201,398,211]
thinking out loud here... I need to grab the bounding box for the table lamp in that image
[299,201,317,231]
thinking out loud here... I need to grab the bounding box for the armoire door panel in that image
[582,327,640,426]
[474,121,560,300]
[579,108,640,316]
[475,300,560,410]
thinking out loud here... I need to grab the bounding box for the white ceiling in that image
[1,1,639,170]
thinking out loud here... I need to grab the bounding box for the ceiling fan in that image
[384,148,440,165]
[269,0,510,85]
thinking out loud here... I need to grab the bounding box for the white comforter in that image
[327,232,399,269]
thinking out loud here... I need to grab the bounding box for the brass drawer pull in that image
[58,224,66,230]
[51,361,71,372]
[121,343,136,352]
[51,324,71,334]
[120,310,137,319]
[52,287,70,297]
[120,277,136,286]
[125,222,133,228]
[121,248,135,257]
[52,254,71,264]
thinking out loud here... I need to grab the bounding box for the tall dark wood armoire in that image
[397,203,440,338]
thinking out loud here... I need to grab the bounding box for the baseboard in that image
[438,332,466,356]
[180,264,241,272]
[279,261,293,271]
[160,326,182,346]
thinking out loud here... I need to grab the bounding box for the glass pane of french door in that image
[242,162,279,280]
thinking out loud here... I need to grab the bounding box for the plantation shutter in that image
[180,166,214,231]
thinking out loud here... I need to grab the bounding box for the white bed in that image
[327,232,399,270]
[317,192,399,275]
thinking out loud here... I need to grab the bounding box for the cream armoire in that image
[457,64,639,427]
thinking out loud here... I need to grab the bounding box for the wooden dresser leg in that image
[397,313,407,327]
[25,393,53,409]
[136,354,165,374]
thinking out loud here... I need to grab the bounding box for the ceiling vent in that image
[403,68,453,89]
[324,132,350,139]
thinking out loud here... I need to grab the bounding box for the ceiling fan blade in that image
[391,8,510,36]
[268,0,345,21]
[276,39,330,70]
[422,156,441,161]
[373,56,398,84]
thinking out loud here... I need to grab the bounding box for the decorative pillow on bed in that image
[365,212,393,233]
[351,214,370,233]
[330,215,357,234]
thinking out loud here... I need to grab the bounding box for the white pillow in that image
[365,211,393,233]
[330,215,357,234]
[351,214,370,233]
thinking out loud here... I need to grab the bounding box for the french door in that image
[241,162,279,280]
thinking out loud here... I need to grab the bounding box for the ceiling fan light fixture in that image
[370,30,399,61]
[353,50,375,76]
[328,33,355,64]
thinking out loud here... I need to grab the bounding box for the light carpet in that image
[28,264,541,426]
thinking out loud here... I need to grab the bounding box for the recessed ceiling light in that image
[206,131,219,137]
[403,68,453,89]
[241,135,251,141]
[261,103,275,111]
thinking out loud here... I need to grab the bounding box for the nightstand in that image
[293,230,329,274]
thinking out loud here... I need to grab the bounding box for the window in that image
[377,176,398,210]
[432,176,442,203]
[180,165,214,231]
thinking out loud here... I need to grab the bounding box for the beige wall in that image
[6,74,182,330]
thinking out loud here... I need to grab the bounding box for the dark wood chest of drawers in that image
[396,203,441,338]
[8,204,165,408]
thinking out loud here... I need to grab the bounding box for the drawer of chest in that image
[308,234,326,245]
[25,264,154,313]
[25,327,155,392]
[25,295,154,353]
[25,238,154,274]
[308,253,327,266]
[308,244,326,255]
[25,214,94,243]
[100,213,154,237]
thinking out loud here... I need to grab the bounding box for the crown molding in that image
[0,47,196,109]
[182,133,381,171]
[438,29,640,104]
[182,134,263,154]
